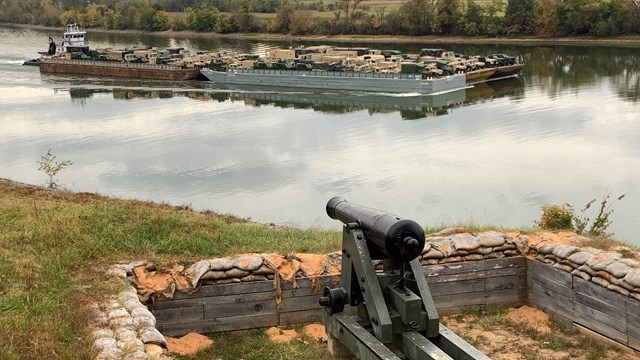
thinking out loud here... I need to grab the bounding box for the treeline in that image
[1,0,639,37]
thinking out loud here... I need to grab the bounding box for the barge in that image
[200,68,467,95]
[39,59,202,81]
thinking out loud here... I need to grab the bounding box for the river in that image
[0,26,638,244]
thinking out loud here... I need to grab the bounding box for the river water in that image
[1,26,639,244]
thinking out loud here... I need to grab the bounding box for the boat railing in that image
[230,68,420,80]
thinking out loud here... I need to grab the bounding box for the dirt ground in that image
[443,305,636,360]
[260,305,639,359]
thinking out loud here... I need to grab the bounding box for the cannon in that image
[320,197,490,360]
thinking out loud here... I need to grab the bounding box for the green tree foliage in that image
[186,5,220,31]
[139,8,170,31]
[289,11,317,34]
[482,0,505,35]
[1,0,639,36]
[397,0,438,35]
[532,0,560,36]
[235,0,256,32]
[462,0,483,36]
[504,0,536,34]
[537,204,574,230]
[275,1,294,33]
[557,0,599,35]
[171,15,188,31]
[436,0,463,34]
[217,14,239,33]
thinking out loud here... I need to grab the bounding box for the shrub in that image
[537,204,574,230]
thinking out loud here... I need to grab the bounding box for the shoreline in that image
[4,22,640,47]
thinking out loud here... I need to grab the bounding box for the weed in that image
[536,204,574,230]
[36,149,73,190]
[573,193,625,237]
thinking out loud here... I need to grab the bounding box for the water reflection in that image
[62,77,525,120]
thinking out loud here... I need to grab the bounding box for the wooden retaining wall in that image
[150,257,527,336]
[527,259,640,351]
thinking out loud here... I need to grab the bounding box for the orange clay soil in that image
[507,305,551,334]
[301,323,329,342]
[265,324,328,344]
[165,332,213,356]
[265,327,298,343]
[444,305,627,360]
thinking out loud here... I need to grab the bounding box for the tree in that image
[532,0,560,36]
[504,0,536,33]
[186,5,220,32]
[397,0,438,35]
[630,0,640,31]
[235,0,255,32]
[482,0,505,35]
[462,0,483,35]
[139,8,170,31]
[289,10,317,34]
[275,1,294,33]
[436,0,463,34]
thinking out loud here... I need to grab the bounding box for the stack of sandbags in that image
[419,231,525,265]
[534,243,640,300]
[91,287,169,360]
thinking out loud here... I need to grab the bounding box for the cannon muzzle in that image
[326,196,425,262]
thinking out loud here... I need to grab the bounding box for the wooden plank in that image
[628,311,640,327]
[528,281,573,309]
[573,302,627,335]
[629,336,640,351]
[528,272,573,298]
[573,314,628,344]
[280,295,323,313]
[423,257,525,277]
[627,323,640,339]
[574,293,625,321]
[280,276,337,291]
[574,277,629,316]
[158,313,279,337]
[432,291,486,308]
[527,283,574,320]
[279,309,323,325]
[427,278,484,296]
[204,298,277,319]
[152,306,203,323]
[626,298,640,324]
[485,274,527,292]
[574,323,634,353]
[485,287,526,305]
[150,297,206,310]
[168,280,276,300]
[202,291,275,306]
[527,259,572,288]
[425,267,526,284]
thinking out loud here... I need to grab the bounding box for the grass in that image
[425,220,539,235]
[177,326,334,360]
[1,178,637,359]
[0,179,340,359]
[451,306,622,359]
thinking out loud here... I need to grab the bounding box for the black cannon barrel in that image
[326,196,425,262]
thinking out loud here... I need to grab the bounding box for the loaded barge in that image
[30,25,523,93]
[39,59,201,81]
[200,68,467,95]
[32,24,203,81]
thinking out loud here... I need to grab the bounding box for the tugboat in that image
[23,23,89,66]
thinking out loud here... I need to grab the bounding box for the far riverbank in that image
[4,22,640,47]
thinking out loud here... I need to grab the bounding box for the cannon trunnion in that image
[320,197,490,360]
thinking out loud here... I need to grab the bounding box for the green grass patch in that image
[180,326,333,360]
[0,179,340,358]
